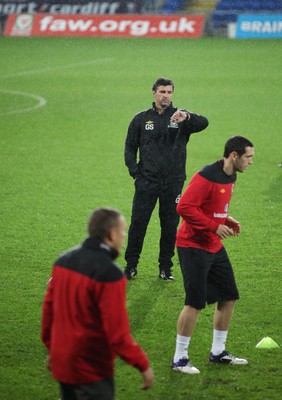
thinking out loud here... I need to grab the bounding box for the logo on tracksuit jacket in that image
[175,194,181,203]
[145,120,154,130]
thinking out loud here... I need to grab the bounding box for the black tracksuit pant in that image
[125,176,184,272]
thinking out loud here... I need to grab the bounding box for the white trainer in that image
[209,351,248,365]
[171,357,200,374]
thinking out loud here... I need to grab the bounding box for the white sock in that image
[211,329,228,355]
[173,335,190,362]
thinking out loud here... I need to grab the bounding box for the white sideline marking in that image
[0,58,113,114]
[0,58,114,80]
[0,89,47,115]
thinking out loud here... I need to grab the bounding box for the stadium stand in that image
[159,0,187,13]
[186,0,218,13]
[210,0,282,30]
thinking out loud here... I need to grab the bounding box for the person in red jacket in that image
[41,207,154,399]
[171,136,254,374]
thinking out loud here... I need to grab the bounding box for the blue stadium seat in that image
[262,1,282,12]
[210,0,282,31]
[215,2,233,11]
[160,0,184,13]
[234,2,247,11]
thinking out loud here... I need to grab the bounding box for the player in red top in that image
[171,136,254,374]
[41,207,154,399]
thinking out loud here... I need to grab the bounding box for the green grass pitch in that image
[0,36,281,399]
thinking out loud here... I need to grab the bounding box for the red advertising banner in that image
[4,13,205,37]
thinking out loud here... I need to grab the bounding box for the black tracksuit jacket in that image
[124,102,209,184]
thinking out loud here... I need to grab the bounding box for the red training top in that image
[176,160,237,253]
[41,238,149,384]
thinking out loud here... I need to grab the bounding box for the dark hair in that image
[87,207,121,240]
[224,136,254,158]
[152,77,174,92]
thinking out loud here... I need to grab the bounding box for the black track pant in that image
[59,378,115,400]
[125,176,184,271]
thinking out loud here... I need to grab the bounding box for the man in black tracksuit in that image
[124,77,209,280]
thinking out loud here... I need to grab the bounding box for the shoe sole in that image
[210,359,248,365]
[172,366,200,374]
[159,275,174,281]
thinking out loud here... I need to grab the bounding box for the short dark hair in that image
[152,77,174,92]
[87,207,121,240]
[224,136,254,158]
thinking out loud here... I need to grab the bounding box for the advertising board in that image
[0,1,140,16]
[4,13,205,37]
[236,14,282,39]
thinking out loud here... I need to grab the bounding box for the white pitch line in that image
[0,89,47,115]
[0,58,114,80]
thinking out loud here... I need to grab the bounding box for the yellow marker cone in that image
[256,337,280,349]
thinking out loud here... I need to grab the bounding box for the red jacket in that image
[41,238,149,384]
[176,160,236,253]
